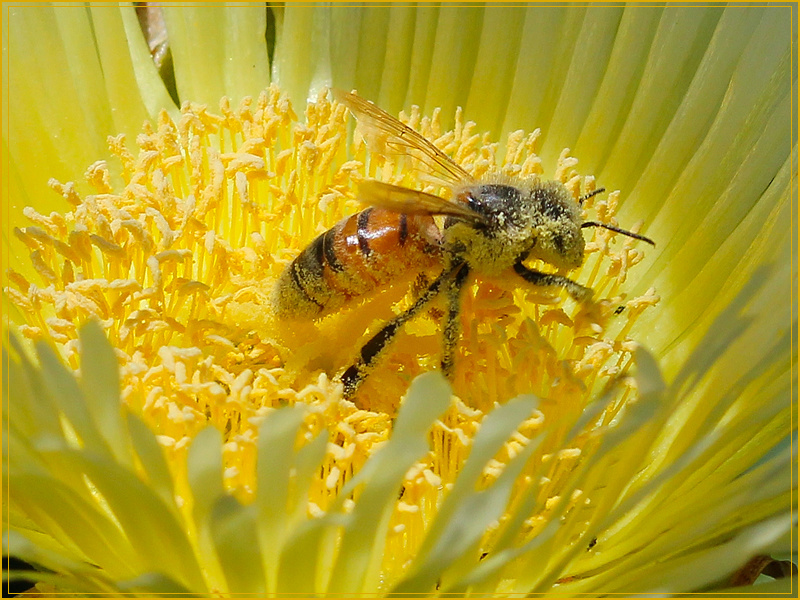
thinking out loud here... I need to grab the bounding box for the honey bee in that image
[272,90,654,399]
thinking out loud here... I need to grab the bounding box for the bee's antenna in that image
[579,187,605,205]
[581,221,655,246]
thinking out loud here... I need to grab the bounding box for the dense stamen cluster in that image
[5,86,657,570]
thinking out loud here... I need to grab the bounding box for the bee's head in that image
[449,180,588,276]
[527,181,585,270]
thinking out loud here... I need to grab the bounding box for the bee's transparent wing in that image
[334,89,476,188]
[358,180,485,224]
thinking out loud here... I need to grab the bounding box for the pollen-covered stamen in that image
[6,87,659,581]
[5,86,383,498]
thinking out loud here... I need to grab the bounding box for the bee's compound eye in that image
[530,181,581,224]
[537,194,571,222]
[552,233,566,255]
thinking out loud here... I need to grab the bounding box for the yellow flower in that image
[4,4,795,595]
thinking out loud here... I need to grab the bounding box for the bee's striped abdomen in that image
[272,208,441,319]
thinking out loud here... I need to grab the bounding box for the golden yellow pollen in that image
[6,85,658,582]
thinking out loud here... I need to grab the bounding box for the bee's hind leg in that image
[341,261,466,399]
[441,263,471,378]
[513,261,593,302]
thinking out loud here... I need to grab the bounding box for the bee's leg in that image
[513,261,593,302]
[441,263,471,378]
[341,261,464,399]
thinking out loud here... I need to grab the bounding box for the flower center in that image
[6,85,658,576]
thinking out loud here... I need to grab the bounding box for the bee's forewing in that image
[334,89,476,189]
[358,180,485,223]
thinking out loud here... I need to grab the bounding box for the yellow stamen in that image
[6,85,658,580]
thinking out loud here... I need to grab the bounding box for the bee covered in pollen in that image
[272,90,655,399]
